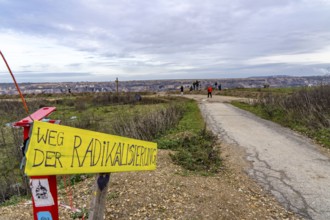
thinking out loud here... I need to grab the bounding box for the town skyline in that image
[1,75,330,95]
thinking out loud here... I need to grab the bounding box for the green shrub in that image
[158,138,182,150]
[170,129,221,174]
[0,195,26,207]
[156,99,222,174]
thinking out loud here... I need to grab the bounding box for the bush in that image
[257,85,330,129]
[111,103,185,141]
[90,93,167,106]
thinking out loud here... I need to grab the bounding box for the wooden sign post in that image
[89,173,111,220]
[17,108,158,220]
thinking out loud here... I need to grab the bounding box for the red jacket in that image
[207,86,213,92]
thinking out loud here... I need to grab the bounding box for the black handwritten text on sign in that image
[25,121,157,176]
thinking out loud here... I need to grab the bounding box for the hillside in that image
[0,93,299,219]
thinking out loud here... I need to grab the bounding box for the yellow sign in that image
[25,121,157,176]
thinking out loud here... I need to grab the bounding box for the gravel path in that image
[189,95,330,220]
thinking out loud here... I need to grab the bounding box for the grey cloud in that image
[1,0,330,81]
[22,72,92,78]
[1,71,92,78]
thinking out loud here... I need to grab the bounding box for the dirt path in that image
[187,94,330,220]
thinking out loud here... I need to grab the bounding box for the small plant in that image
[158,138,183,150]
[107,191,119,200]
[156,99,222,174]
[70,207,89,219]
[0,195,25,207]
[57,175,92,189]
[170,129,222,174]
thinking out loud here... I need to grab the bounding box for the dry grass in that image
[256,85,330,128]
[111,103,184,141]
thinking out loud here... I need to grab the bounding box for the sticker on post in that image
[37,211,53,220]
[30,179,55,207]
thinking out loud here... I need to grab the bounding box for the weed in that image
[111,102,185,141]
[0,195,27,207]
[70,207,89,219]
[170,129,221,174]
[157,99,222,174]
[57,175,92,190]
[107,191,119,200]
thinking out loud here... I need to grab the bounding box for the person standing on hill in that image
[207,85,213,98]
[180,85,184,96]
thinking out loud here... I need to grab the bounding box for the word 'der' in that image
[25,121,157,176]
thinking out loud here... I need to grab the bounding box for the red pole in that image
[2,51,58,219]
[30,175,59,220]
[0,50,30,116]
[15,108,59,220]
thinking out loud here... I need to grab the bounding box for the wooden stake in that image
[89,173,111,220]
[115,77,119,96]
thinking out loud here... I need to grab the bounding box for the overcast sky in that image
[1,0,330,82]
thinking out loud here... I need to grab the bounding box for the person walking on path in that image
[207,85,213,98]
[180,85,184,96]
